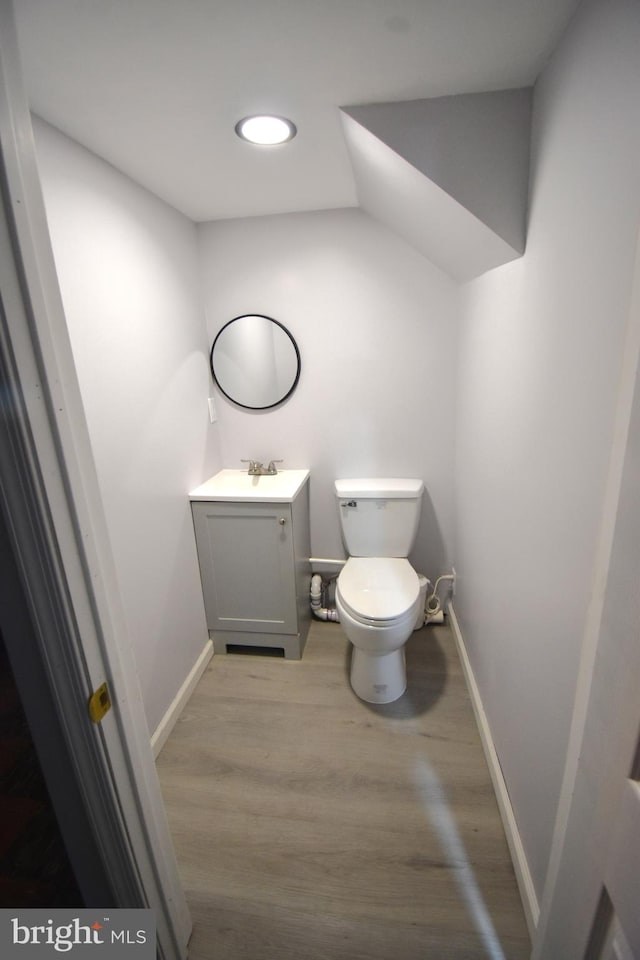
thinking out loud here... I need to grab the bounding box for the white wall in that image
[454,0,640,901]
[198,208,459,578]
[33,118,223,734]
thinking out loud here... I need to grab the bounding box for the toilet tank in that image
[334,478,424,557]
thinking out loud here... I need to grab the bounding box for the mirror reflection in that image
[210,314,301,410]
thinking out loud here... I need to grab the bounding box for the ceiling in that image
[14,0,579,224]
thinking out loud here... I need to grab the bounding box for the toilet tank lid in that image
[334,478,424,499]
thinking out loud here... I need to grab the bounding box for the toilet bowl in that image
[335,557,421,703]
[334,478,424,703]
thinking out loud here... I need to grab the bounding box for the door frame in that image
[0,3,191,955]
[532,223,640,955]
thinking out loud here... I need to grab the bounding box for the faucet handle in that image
[240,459,261,474]
[267,460,283,474]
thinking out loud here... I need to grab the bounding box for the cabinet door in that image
[191,501,297,634]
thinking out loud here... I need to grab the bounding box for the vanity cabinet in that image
[190,471,311,659]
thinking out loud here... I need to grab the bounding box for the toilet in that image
[334,478,424,704]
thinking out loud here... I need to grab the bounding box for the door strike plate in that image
[88,681,112,723]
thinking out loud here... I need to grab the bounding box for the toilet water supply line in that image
[425,573,456,621]
[309,571,456,625]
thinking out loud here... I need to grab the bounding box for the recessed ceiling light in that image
[235,115,297,145]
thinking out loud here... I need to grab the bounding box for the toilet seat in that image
[337,557,419,625]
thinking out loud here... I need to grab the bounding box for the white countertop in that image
[189,468,310,502]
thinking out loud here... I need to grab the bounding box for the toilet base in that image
[350,647,407,704]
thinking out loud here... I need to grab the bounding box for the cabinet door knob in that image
[279,517,287,525]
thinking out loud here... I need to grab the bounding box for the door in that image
[597,768,640,959]
[532,232,640,957]
[0,4,190,955]
[581,354,640,957]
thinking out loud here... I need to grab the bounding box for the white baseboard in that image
[151,639,213,759]
[447,602,540,939]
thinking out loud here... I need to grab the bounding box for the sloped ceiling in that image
[341,89,532,282]
[14,0,578,224]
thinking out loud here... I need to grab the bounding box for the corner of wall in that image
[151,639,213,758]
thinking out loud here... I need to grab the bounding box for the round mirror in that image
[210,315,301,410]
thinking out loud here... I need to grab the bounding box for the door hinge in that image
[88,681,112,723]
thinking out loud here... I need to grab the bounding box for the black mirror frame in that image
[210,314,301,411]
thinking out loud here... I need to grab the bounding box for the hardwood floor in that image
[156,621,531,959]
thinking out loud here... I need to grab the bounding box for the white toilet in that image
[334,478,424,704]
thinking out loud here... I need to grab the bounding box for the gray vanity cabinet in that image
[190,476,311,659]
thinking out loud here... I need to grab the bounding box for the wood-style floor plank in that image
[156,621,530,959]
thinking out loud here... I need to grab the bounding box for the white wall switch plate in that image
[207,397,217,423]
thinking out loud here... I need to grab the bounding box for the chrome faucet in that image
[241,459,283,476]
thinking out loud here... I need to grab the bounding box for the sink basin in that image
[189,468,310,502]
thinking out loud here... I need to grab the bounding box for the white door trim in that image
[0,3,190,955]
[532,222,640,957]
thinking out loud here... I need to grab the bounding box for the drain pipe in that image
[310,574,340,622]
